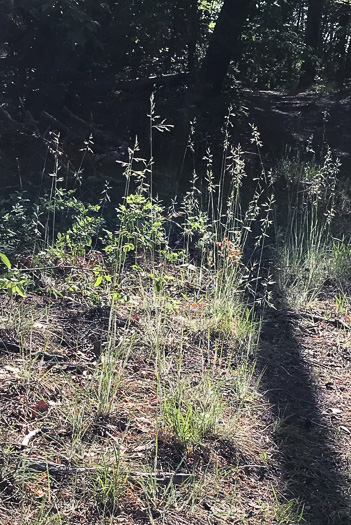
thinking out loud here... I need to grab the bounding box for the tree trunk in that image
[197,0,254,96]
[299,0,324,90]
[335,4,351,85]
[187,0,199,82]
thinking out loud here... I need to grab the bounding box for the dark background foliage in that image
[1,0,351,195]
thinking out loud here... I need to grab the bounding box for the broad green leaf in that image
[14,286,25,298]
[94,275,103,287]
[0,253,11,270]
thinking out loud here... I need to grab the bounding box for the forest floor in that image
[1,260,351,524]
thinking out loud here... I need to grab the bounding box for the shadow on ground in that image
[258,308,350,524]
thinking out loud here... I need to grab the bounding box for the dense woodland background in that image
[1,0,351,196]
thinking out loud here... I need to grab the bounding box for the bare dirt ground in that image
[259,299,351,524]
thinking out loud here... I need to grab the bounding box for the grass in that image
[0,259,272,523]
[160,374,224,447]
[271,487,305,524]
[274,153,340,308]
[1,111,351,522]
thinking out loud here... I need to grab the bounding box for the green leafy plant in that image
[0,193,43,254]
[41,188,103,255]
[0,252,11,270]
[0,252,29,297]
[117,193,167,252]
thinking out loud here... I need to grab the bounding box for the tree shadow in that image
[258,307,351,524]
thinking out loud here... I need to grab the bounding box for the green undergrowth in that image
[274,152,351,308]
[0,118,280,524]
[1,109,350,523]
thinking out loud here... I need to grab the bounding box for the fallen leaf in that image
[36,400,49,413]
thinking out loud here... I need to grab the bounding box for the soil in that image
[1,276,351,523]
[259,301,351,524]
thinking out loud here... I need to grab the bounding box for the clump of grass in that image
[60,399,92,461]
[331,237,351,293]
[272,487,305,524]
[95,311,132,418]
[275,151,339,307]
[92,447,127,517]
[160,375,224,447]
